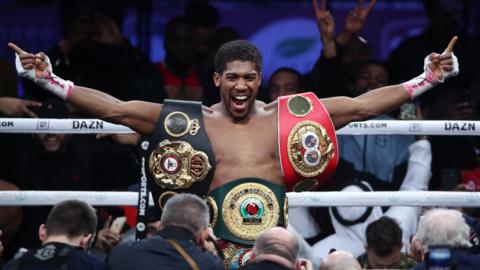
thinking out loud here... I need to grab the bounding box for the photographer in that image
[411,208,480,269]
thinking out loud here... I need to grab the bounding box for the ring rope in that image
[0,191,479,207]
[0,118,478,135]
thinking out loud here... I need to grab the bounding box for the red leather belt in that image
[278,92,338,191]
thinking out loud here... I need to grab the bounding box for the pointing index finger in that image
[8,43,25,55]
[444,36,458,54]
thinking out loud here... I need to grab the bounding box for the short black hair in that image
[165,16,192,40]
[214,40,262,74]
[45,200,97,239]
[184,1,219,27]
[269,67,303,85]
[366,216,403,257]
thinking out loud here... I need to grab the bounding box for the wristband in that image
[36,70,74,100]
[402,68,439,100]
[15,54,74,100]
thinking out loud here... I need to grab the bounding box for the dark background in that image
[0,0,479,94]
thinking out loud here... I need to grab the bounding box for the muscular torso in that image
[204,103,283,191]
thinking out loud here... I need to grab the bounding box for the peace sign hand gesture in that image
[312,0,335,43]
[344,0,376,35]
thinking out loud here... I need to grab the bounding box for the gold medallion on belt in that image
[287,120,334,178]
[149,140,211,189]
[222,183,280,241]
[164,111,200,137]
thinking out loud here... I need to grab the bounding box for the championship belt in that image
[138,100,215,218]
[278,92,338,191]
[205,178,287,246]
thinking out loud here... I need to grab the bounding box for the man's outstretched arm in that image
[8,43,160,135]
[324,36,459,129]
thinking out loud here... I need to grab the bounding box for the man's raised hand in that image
[344,0,376,34]
[8,43,51,80]
[8,42,73,100]
[402,36,460,99]
[426,36,459,81]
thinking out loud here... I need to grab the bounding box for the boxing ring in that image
[1,118,479,207]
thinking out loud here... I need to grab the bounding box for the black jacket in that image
[3,242,106,270]
[107,226,223,270]
[412,249,480,270]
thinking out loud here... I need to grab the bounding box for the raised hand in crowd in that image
[312,0,336,58]
[312,0,376,58]
[337,0,376,45]
[313,0,335,43]
[95,216,122,253]
[0,97,41,117]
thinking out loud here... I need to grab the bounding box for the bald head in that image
[253,227,299,264]
[320,251,361,270]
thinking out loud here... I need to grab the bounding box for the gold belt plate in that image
[149,140,211,189]
[287,120,335,177]
[222,183,280,241]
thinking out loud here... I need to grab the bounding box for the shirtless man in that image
[8,37,458,266]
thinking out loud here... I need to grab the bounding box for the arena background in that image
[0,0,479,95]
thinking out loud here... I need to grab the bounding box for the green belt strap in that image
[206,178,287,246]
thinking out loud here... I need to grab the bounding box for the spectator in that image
[23,0,164,103]
[387,0,480,109]
[425,89,479,190]
[156,16,203,101]
[0,180,22,261]
[3,199,106,269]
[107,193,223,270]
[184,0,220,66]
[312,138,432,264]
[308,0,375,98]
[334,61,415,190]
[241,227,312,270]
[320,250,361,270]
[357,216,416,269]
[0,99,137,251]
[411,208,480,270]
[267,67,304,102]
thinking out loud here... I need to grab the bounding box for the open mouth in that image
[231,95,249,112]
[43,136,61,149]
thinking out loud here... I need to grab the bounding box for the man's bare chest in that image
[204,116,278,162]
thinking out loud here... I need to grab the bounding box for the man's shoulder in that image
[107,239,160,270]
[68,249,107,270]
[3,243,106,270]
[108,237,223,270]
[397,253,417,269]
